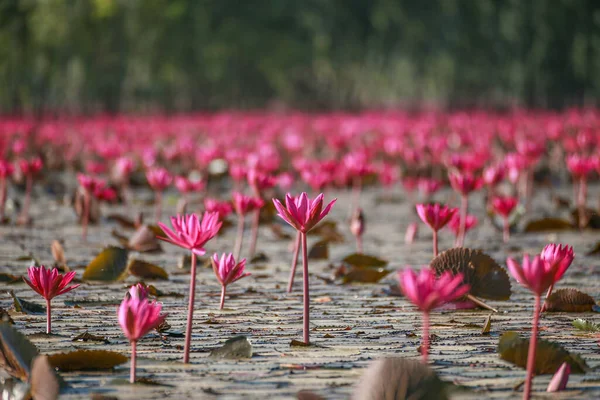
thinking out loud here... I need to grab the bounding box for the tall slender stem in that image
[183,252,197,363]
[541,284,554,313]
[432,230,438,257]
[0,179,6,222]
[248,209,260,258]
[578,177,587,230]
[287,232,301,293]
[351,177,361,215]
[20,174,32,221]
[421,311,430,363]
[301,232,310,344]
[356,235,363,254]
[155,190,162,222]
[82,191,90,241]
[233,215,245,260]
[219,286,226,310]
[503,216,510,243]
[130,341,137,384]
[46,299,51,334]
[457,194,468,247]
[523,295,541,400]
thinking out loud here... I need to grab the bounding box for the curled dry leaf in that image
[544,289,596,312]
[351,357,451,400]
[308,240,329,260]
[10,291,45,315]
[50,240,67,270]
[481,314,492,335]
[430,248,511,300]
[523,218,574,232]
[0,322,39,380]
[29,355,60,400]
[498,331,588,374]
[127,259,169,280]
[82,247,129,282]
[127,225,162,253]
[48,350,128,372]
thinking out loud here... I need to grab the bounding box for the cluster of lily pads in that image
[0,110,599,399]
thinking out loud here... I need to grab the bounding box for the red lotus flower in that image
[483,165,504,187]
[24,265,80,334]
[175,176,205,194]
[18,157,43,176]
[540,243,574,308]
[397,267,469,362]
[211,253,250,309]
[204,198,233,220]
[146,167,172,191]
[416,204,458,256]
[273,192,336,234]
[492,196,518,242]
[157,212,222,256]
[566,154,594,179]
[247,169,276,192]
[232,192,264,216]
[118,284,166,383]
[448,171,483,196]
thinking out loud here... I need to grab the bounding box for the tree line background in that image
[1,0,600,114]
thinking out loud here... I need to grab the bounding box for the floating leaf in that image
[308,240,329,260]
[0,322,39,380]
[587,242,600,256]
[498,331,588,374]
[342,253,388,268]
[523,218,574,232]
[352,357,451,400]
[431,248,511,300]
[30,355,60,400]
[250,252,269,263]
[571,208,600,230]
[50,240,67,269]
[128,225,162,253]
[0,273,21,284]
[72,331,109,344]
[209,336,252,359]
[127,259,168,280]
[83,247,129,282]
[572,319,600,332]
[341,267,390,284]
[10,291,46,315]
[544,289,596,312]
[48,350,127,372]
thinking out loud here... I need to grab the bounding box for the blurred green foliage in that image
[1,0,600,113]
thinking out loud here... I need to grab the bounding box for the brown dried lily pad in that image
[127,225,162,253]
[498,331,587,374]
[48,350,127,372]
[83,247,129,282]
[351,357,451,400]
[430,248,511,300]
[30,355,60,400]
[127,259,169,280]
[544,289,596,312]
[0,322,39,380]
[342,253,388,268]
[338,265,391,284]
[308,240,329,260]
[523,218,574,232]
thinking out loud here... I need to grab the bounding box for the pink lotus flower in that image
[273,192,336,344]
[506,252,568,399]
[566,154,595,229]
[211,253,250,309]
[547,362,570,393]
[483,165,504,187]
[157,212,220,363]
[448,213,477,242]
[273,192,336,234]
[175,176,205,194]
[231,192,264,258]
[24,265,80,334]
[540,243,574,309]
[418,178,443,198]
[112,156,135,185]
[492,195,519,242]
[416,204,458,256]
[204,198,233,220]
[157,212,222,256]
[247,169,276,192]
[118,284,166,383]
[18,157,43,176]
[398,267,469,362]
[449,171,483,247]
[146,167,172,221]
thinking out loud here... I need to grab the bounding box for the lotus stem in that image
[248,209,260,258]
[457,194,468,247]
[466,294,498,313]
[541,284,554,313]
[503,216,510,243]
[287,231,300,293]
[356,234,363,254]
[351,177,361,214]
[20,174,33,221]
[130,341,137,384]
[524,295,541,400]
[578,177,587,230]
[432,230,438,257]
[183,252,197,363]
[301,231,310,344]
[46,299,51,334]
[82,191,90,241]
[154,190,162,221]
[233,215,245,260]
[219,286,226,310]
[0,179,6,221]
[422,311,430,363]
